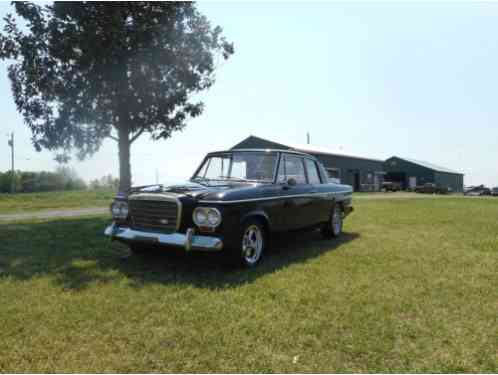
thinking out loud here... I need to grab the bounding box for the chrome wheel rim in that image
[332,207,342,235]
[242,224,263,265]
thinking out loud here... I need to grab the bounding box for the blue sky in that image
[1,2,498,186]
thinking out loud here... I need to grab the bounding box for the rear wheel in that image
[321,204,343,239]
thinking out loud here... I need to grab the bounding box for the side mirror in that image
[287,177,297,186]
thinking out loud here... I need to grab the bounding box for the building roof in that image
[235,135,384,163]
[286,142,384,162]
[391,156,462,175]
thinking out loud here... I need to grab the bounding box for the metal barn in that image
[384,156,464,192]
[231,135,386,192]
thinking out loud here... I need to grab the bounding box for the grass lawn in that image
[0,190,114,213]
[0,198,496,372]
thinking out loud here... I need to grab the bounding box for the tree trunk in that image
[118,126,131,192]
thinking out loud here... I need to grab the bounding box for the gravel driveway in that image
[0,207,108,221]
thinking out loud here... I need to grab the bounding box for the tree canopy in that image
[0,2,233,190]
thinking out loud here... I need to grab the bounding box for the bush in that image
[89,175,119,191]
[0,167,87,193]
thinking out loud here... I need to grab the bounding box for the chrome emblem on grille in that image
[160,219,169,225]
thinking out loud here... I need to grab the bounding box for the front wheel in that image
[129,243,149,255]
[321,204,343,239]
[227,219,266,268]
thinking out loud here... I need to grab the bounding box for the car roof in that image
[207,148,316,158]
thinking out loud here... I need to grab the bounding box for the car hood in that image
[129,181,263,202]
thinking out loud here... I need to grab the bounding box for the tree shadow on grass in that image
[0,216,359,291]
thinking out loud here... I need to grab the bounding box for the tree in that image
[0,2,233,191]
[89,174,119,191]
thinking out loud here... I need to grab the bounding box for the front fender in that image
[240,209,271,231]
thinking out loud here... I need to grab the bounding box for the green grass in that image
[0,198,497,372]
[0,190,114,213]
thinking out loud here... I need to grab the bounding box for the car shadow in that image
[0,216,359,291]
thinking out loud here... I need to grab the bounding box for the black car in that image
[381,181,401,192]
[414,183,450,194]
[105,149,354,267]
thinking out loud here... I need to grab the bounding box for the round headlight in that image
[207,208,221,226]
[111,201,128,219]
[111,202,121,217]
[119,202,129,218]
[194,208,207,225]
[193,207,222,227]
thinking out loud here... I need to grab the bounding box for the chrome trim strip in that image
[198,190,352,204]
[104,224,223,252]
[128,192,183,232]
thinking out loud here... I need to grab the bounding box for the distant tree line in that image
[0,167,118,193]
[89,175,120,191]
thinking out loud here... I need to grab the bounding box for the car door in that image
[276,154,313,230]
[304,158,330,225]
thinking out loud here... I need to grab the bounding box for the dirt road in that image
[0,207,108,221]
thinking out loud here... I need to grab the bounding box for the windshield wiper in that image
[193,176,243,182]
[191,177,212,186]
[221,176,248,181]
[193,176,272,184]
[222,176,275,183]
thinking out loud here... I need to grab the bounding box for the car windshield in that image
[193,152,278,183]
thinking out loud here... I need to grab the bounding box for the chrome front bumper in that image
[104,223,223,252]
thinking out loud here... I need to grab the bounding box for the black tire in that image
[226,218,266,268]
[321,204,343,239]
[129,243,149,255]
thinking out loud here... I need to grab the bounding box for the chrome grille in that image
[129,199,179,233]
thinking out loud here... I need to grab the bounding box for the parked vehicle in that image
[464,185,491,196]
[105,149,354,267]
[381,181,401,192]
[491,187,498,196]
[414,183,450,194]
[464,185,475,194]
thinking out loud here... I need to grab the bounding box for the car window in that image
[304,159,321,184]
[239,152,276,181]
[195,152,277,182]
[203,155,231,179]
[230,159,247,179]
[279,155,307,184]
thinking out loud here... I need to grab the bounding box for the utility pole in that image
[7,132,14,193]
[307,132,310,145]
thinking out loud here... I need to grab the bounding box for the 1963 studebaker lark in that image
[105,149,353,267]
